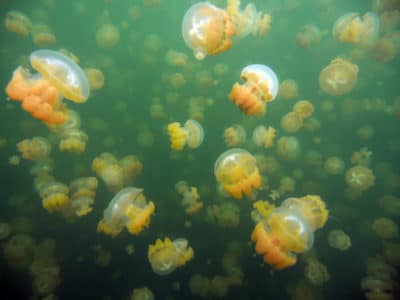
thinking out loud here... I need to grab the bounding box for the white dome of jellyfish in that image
[229,64,279,116]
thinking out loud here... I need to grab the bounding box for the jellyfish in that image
[148,238,194,275]
[324,156,345,175]
[252,125,276,148]
[372,217,399,240]
[17,136,51,161]
[251,195,328,269]
[319,57,358,96]
[281,112,303,133]
[345,165,375,192]
[251,200,275,223]
[214,148,261,199]
[229,64,279,116]
[96,23,120,49]
[278,79,299,100]
[176,182,203,215]
[92,153,124,192]
[181,2,236,60]
[97,187,155,237]
[304,257,330,286]
[296,25,321,48]
[370,33,400,63]
[224,125,247,147]
[5,10,32,36]
[167,120,204,151]
[332,12,379,47]
[32,23,56,47]
[165,50,188,67]
[277,136,301,161]
[68,177,98,217]
[3,234,36,270]
[0,222,12,240]
[84,68,105,91]
[39,181,69,212]
[131,287,154,300]
[207,202,240,228]
[59,129,88,153]
[328,229,351,250]
[293,100,314,119]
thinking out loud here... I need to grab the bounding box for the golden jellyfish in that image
[181,2,236,60]
[224,125,246,147]
[372,217,399,240]
[277,136,301,161]
[214,63,229,76]
[165,50,188,67]
[252,125,276,148]
[5,10,32,36]
[92,153,124,192]
[131,287,154,300]
[97,187,155,237]
[319,57,358,96]
[207,202,240,228]
[39,181,69,212]
[59,129,88,153]
[0,222,12,240]
[176,182,203,215]
[84,68,105,91]
[278,79,299,100]
[251,195,328,269]
[96,23,120,49]
[32,267,61,297]
[278,176,296,195]
[32,23,56,47]
[345,165,375,192]
[229,64,279,116]
[324,156,345,175]
[9,155,21,166]
[281,111,303,133]
[68,177,98,217]
[166,72,186,89]
[147,238,194,275]
[332,12,379,46]
[120,155,143,185]
[226,0,271,37]
[296,24,321,48]
[328,229,352,250]
[167,119,204,151]
[379,195,400,216]
[251,200,275,223]
[214,148,261,199]
[17,136,51,161]
[304,257,330,286]
[3,234,35,270]
[370,33,400,63]
[293,100,314,119]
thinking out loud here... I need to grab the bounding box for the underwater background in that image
[0,0,399,299]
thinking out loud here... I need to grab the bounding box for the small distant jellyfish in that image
[214,148,261,199]
[281,112,303,133]
[345,165,375,192]
[319,58,358,96]
[279,79,299,100]
[148,238,194,275]
[276,136,301,161]
[370,33,400,63]
[324,157,345,175]
[332,12,380,47]
[131,287,154,300]
[181,2,236,60]
[32,23,56,47]
[296,24,321,48]
[167,119,204,151]
[372,217,399,240]
[5,10,32,36]
[96,23,120,49]
[84,68,105,91]
[229,64,279,116]
[0,222,12,240]
[328,229,351,250]
[224,125,246,147]
[304,257,330,286]
[252,125,276,148]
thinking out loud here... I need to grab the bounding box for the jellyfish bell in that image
[30,49,90,103]
[181,2,236,60]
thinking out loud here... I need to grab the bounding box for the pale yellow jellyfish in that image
[165,50,188,67]
[39,181,69,212]
[96,23,120,49]
[328,229,351,250]
[281,112,303,133]
[379,195,400,216]
[252,125,276,148]
[92,153,124,192]
[372,217,399,240]
[17,137,51,161]
[278,79,299,100]
[5,10,32,36]
[69,177,98,217]
[345,165,375,192]
[207,202,240,228]
[84,68,105,91]
[296,24,321,48]
[59,129,88,153]
[319,58,358,96]
[176,183,203,215]
[97,187,155,237]
[147,238,194,275]
[324,156,345,175]
[32,23,56,47]
[304,257,330,286]
[3,234,35,270]
[370,33,400,63]
[277,136,301,161]
[131,287,154,300]
[167,119,204,150]
[0,222,12,240]
[293,100,314,119]
[224,125,246,147]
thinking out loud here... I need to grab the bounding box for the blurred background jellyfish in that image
[17,137,51,161]
[39,180,69,213]
[345,165,375,192]
[252,125,276,148]
[319,57,358,96]
[332,12,380,47]
[276,136,301,161]
[296,24,322,48]
[181,2,236,60]
[147,237,194,275]
[32,23,56,47]
[229,64,279,116]
[224,124,246,147]
[96,23,120,49]
[278,79,299,100]
[5,10,32,36]
[328,229,352,250]
[251,195,328,269]
[167,119,204,151]
[97,187,155,237]
[304,257,331,286]
[131,287,154,300]
[175,181,203,215]
[324,156,345,175]
[67,177,98,217]
[214,148,261,199]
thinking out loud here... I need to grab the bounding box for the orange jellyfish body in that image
[181,2,236,60]
[319,58,358,96]
[229,64,279,116]
[214,148,261,199]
